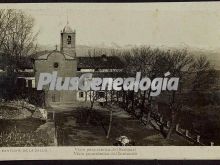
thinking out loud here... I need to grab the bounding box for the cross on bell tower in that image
[60,21,76,57]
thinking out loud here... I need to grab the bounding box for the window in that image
[101,54,107,62]
[28,80,32,88]
[67,35,71,44]
[54,62,59,68]
[79,92,84,98]
[52,94,56,102]
[52,93,60,102]
[97,91,105,98]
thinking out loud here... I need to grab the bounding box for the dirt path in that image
[54,105,192,146]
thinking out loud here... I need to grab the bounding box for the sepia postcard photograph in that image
[0,2,220,160]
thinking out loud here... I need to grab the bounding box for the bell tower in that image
[60,22,76,57]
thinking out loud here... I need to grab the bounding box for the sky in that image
[3,3,220,49]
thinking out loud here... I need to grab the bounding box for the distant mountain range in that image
[36,44,220,70]
[189,49,220,70]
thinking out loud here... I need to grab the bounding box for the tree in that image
[138,48,171,125]
[0,10,14,49]
[165,49,194,139]
[121,49,141,114]
[0,9,38,72]
[121,47,170,124]
[85,49,125,139]
[190,55,216,91]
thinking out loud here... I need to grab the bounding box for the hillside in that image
[37,44,220,70]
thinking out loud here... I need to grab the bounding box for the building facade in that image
[33,23,125,106]
[34,23,77,105]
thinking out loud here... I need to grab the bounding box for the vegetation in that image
[0,127,51,147]
[0,9,218,145]
[121,47,217,140]
[0,9,38,71]
[85,46,218,143]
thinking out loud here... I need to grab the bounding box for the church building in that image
[34,23,125,106]
[34,23,77,105]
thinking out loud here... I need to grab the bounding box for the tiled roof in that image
[62,24,74,33]
[31,50,51,58]
[31,52,125,69]
[0,54,33,69]
[77,55,125,69]
[33,50,75,60]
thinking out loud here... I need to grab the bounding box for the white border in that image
[0,2,220,160]
[0,146,220,160]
